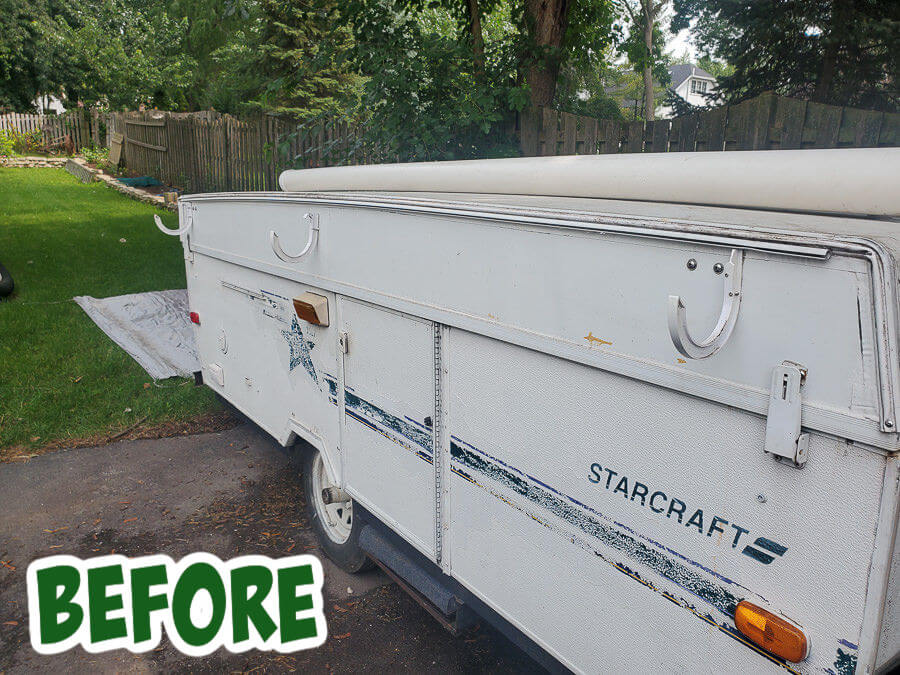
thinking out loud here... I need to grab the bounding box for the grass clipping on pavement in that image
[0,167,227,456]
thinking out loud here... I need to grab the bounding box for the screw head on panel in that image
[686,258,698,271]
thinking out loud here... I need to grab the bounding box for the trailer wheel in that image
[302,448,374,573]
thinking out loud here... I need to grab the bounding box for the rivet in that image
[713,262,725,275]
[756,494,767,504]
[686,258,697,271]
[886,419,894,428]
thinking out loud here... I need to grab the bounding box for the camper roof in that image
[278,148,900,218]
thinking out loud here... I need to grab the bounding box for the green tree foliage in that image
[518,0,617,106]
[327,0,526,161]
[312,0,620,162]
[554,48,625,119]
[165,0,257,109]
[696,54,732,81]
[672,0,899,112]
[0,0,76,110]
[49,0,196,109]
[251,0,363,118]
[0,0,195,111]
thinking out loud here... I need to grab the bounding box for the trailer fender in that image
[287,415,342,486]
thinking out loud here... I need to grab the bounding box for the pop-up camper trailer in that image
[157,149,900,674]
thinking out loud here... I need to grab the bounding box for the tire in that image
[302,447,374,573]
[0,261,14,298]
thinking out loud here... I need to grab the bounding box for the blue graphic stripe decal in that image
[322,374,434,465]
[451,434,751,595]
[450,441,742,618]
[448,459,798,675]
[312,379,810,673]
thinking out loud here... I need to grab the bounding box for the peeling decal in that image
[311,382,809,673]
[449,459,798,675]
[832,647,857,675]
[259,289,292,325]
[281,316,318,382]
[321,374,433,464]
[452,441,742,617]
[588,462,788,566]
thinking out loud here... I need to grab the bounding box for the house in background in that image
[656,64,718,118]
[33,94,66,114]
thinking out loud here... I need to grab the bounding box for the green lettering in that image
[131,564,168,643]
[36,566,83,645]
[87,564,127,643]
[172,563,226,647]
[278,565,317,643]
[231,565,277,643]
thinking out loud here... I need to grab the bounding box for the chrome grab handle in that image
[270,213,319,263]
[667,248,744,360]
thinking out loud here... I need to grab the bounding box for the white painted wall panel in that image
[186,200,878,433]
[339,299,436,558]
[448,329,886,673]
[186,254,341,452]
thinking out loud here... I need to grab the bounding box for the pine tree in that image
[254,0,362,118]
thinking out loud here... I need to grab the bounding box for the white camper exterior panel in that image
[178,186,900,675]
[448,328,891,674]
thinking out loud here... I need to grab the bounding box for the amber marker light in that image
[735,601,809,663]
[292,292,329,326]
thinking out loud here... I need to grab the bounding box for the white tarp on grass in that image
[74,289,199,380]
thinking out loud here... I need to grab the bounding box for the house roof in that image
[669,64,716,89]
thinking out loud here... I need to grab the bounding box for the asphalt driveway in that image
[0,424,539,673]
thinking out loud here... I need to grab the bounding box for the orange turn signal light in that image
[735,601,808,663]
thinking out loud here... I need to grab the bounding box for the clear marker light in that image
[735,601,809,663]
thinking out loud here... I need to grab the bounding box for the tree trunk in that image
[524,0,571,107]
[813,0,850,104]
[641,0,655,121]
[467,0,485,79]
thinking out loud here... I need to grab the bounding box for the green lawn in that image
[0,168,221,451]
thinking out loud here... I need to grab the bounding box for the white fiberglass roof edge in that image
[278,148,900,217]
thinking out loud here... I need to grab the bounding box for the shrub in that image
[0,129,16,157]
[17,129,43,153]
[81,145,110,166]
[0,128,43,156]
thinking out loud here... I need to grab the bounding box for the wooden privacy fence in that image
[520,93,900,156]
[104,92,899,192]
[0,110,99,152]
[106,111,362,193]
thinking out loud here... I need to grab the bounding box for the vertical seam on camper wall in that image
[433,322,444,564]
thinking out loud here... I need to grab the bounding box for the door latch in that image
[764,362,809,468]
[338,331,349,355]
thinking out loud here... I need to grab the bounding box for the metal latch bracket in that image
[764,361,809,468]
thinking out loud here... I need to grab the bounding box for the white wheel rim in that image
[311,453,352,544]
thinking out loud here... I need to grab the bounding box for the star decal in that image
[281,315,318,383]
